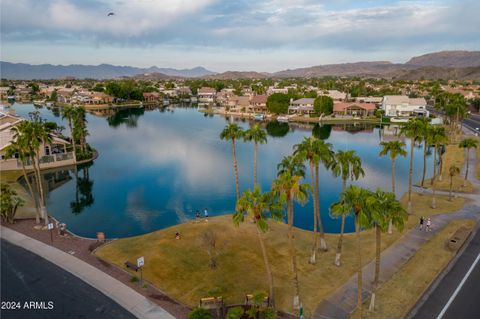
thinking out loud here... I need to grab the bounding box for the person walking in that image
[204,208,209,221]
[426,218,432,232]
[419,216,424,231]
[195,210,200,222]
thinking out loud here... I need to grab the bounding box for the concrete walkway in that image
[1,226,175,319]
[313,147,480,319]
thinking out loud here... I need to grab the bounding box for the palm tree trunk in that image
[231,138,240,200]
[257,227,275,308]
[287,198,300,313]
[369,226,381,311]
[335,179,347,266]
[355,213,363,318]
[407,139,414,214]
[316,164,327,251]
[421,141,427,187]
[464,148,470,186]
[438,147,444,181]
[449,176,453,201]
[431,146,437,208]
[253,142,258,187]
[21,163,41,224]
[309,162,318,264]
[68,120,77,162]
[388,159,396,234]
[33,155,48,225]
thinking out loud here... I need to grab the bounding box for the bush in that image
[0,184,24,224]
[188,307,213,319]
[314,96,334,115]
[227,307,244,319]
[267,93,290,115]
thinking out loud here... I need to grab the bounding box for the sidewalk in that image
[313,147,480,319]
[1,226,175,319]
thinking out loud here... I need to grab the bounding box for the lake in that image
[9,103,432,238]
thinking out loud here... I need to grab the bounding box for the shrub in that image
[188,307,213,319]
[314,96,334,115]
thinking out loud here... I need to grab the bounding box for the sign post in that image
[47,223,54,245]
[137,256,145,283]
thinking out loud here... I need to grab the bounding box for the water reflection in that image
[266,121,290,137]
[312,124,332,140]
[70,162,94,215]
[107,108,145,128]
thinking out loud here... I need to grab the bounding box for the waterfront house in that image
[333,102,376,117]
[143,92,162,102]
[288,98,315,114]
[381,95,428,118]
[197,87,216,104]
[248,95,268,113]
[0,87,10,100]
[319,90,347,101]
[355,96,383,104]
[0,112,76,171]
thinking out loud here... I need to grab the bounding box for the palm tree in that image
[448,165,460,201]
[458,138,478,186]
[220,123,244,200]
[400,119,424,214]
[368,190,407,311]
[62,105,77,161]
[233,187,283,308]
[330,150,365,266]
[379,141,407,233]
[419,119,431,187]
[3,140,41,223]
[428,126,446,208]
[243,124,267,187]
[271,169,310,314]
[73,107,88,153]
[332,185,373,318]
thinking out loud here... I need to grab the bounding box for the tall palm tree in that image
[458,138,478,186]
[233,187,283,308]
[62,105,77,161]
[330,150,365,266]
[4,141,41,223]
[368,190,407,311]
[400,119,424,214]
[220,123,244,200]
[243,124,267,187]
[332,185,373,318]
[428,126,446,208]
[448,165,460,201]
[419,119,431,187]
[73,107,88,153]
[272,169,310,314]
[379,140,407,233]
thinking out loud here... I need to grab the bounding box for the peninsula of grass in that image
[349,219,476,319]
[96,215,406,315]
[400,192,466,217]
[421,144,474,193]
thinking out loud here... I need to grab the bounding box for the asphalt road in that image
[412,227,480,319]
[427,106,480,133]
[0,239,136,319]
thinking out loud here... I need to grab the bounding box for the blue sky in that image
[1,0,479,72]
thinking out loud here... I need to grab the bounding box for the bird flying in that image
[107,12,115,16]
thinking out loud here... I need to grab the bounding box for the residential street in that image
[411,228,480,319]
[0,239,136,319]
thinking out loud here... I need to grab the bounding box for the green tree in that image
[188,307,212,319]
[62,105,78,161]
[49,90,58,102]
[220,123,244,200]
[379,140,407,232]
[368,190,407,311]
[400,118,424,214]
[418,119,431,187]
[458,138,478,186]
[428,127,446,208]
[330,150,365,266]
[448,165,460,201]
[314,96,334,115]
[234,187,283,307]
[243,124,267,187]
[267,93,290,115]
[0,184,24,224]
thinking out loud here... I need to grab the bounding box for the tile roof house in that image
[289,98,315,114]
[333,102,376,116]
[197,87,216,104]
[248,95,268,113]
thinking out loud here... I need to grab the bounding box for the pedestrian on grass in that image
[419,216,424,231]
[195,210,200,222]
[204,208,209,220]
[426,218,432,232]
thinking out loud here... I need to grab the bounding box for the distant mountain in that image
[405,51,480,68]
[202,71,270,79]
[0,62,215,80]
[387,66,480,81]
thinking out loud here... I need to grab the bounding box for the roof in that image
[383,95,426,106]
[292,98,315,105]
[333,102,376,112]
[250,95,267,104]
[198,87,216,94]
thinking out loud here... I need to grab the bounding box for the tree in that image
[188,307,212,319]
[448,165,460,201]
[314,96,334,115]
[379,141,407,232]
[368,190,407,311]
[49,90,58,102]
[330,150,365,266]
[0,184,24,224]
[267,93,290,115]
[428,127,446,208]
[243,124,267,187]
[272,169,310,313]
[234,187,283,308]
[62,105,78,161]
[400,119,424,214]
[220,123,244,200]
[72,107,89,154]
[458,138,478,186]
[417,119,431,187]
[332,186,373,318]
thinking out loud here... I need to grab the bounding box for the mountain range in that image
[1,51,480,80]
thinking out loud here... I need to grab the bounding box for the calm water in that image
[10,103,432,238]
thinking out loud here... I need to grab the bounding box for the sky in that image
[1,0,479,72]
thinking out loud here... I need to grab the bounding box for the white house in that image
[197,87,216,104]
[381,95,428,118]
[289,98,315,114]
